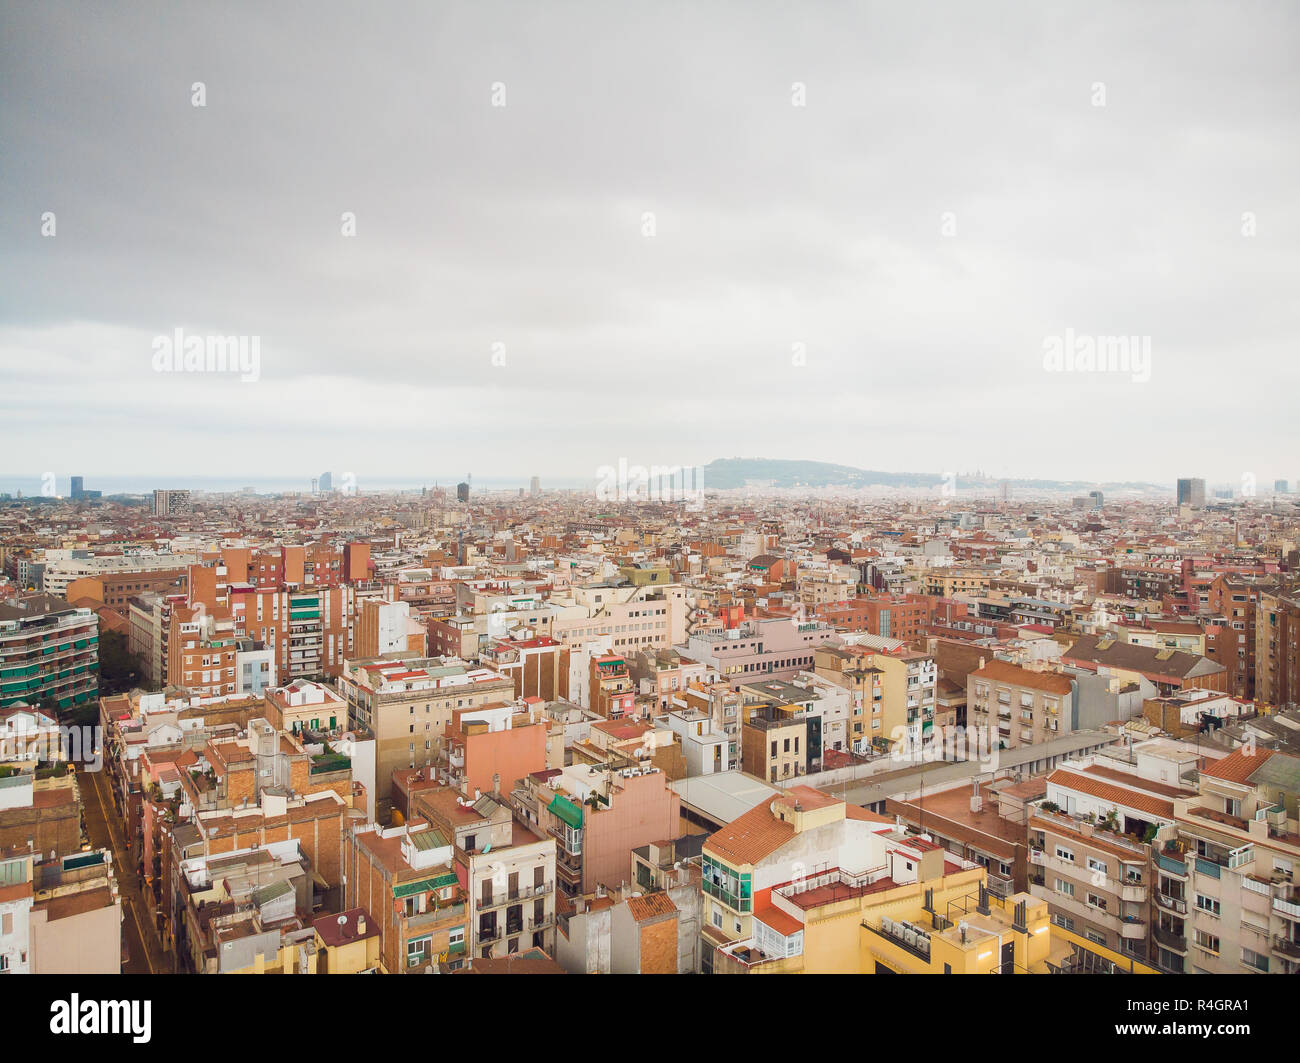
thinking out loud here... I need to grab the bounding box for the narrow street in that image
[79,765,173,974]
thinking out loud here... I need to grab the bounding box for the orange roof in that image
[971,659,1074,695]
[845,805,894,825]
[1200,747,1276,784]
[1047,769,1175,819]
[753,905,802,937]
[779,785,838,812]
[704,798,794,866]
[626,892,677,923]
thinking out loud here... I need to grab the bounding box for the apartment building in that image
[414,785,557,960]
[38,551,198,600]
[1026,762,1193,964]
[673,681,744,769]
[968,660,1074,751]
[1155,747,1300,975]
[263,678,348,735]
[1141,688,1253,739]
[514,761,681,898]
[1062,635,1229,695]
[626,647,709,712]
[702,784,1076,974]
[355,599,426,659]
[887,779,1036,900]
[662,708,731,775]
[739,707,808,783]
[815,593,935,640]
[127,591,187,687]
[1207,573,1280,700]
[589,653,635,719]
[813,645,885,754]
[549,579,687,654]
[65,567,187,611]
[685,616,837,691]
[923,570,993,598]
[480,636,569,702]
[438,700,550,799]
[3,848,122,974]
[344,819,468,973]
[557,864,702,975]
[1256,590,1300,709]
[0,593,99,711]
[175,839,317,974]
[312,907,382,974]
[336,654,514,811]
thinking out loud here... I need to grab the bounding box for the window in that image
[1085,928,1107,945]
[1242,948,1268,973]
[407,936,431,968]
[1087,893,1107,911]
[1195,895,1221,917]
[1055,846,1075,863]
[1193,930,1220,954]
[1056,879,1075,898]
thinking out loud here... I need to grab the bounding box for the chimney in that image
[493,773,501,795]
[357,915,366,935]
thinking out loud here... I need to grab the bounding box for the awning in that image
[549,794,583,830]
[393,871,459,898]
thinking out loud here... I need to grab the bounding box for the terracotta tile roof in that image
[971,659,1074,695]
[1200,747,1274,784]
[753,905,803,937]
[704,797,794,866]
[778,785,838,812]
[1047,769,1175,819]
[627,892,677,923]
[1082,764,1195,798]
[845,805,895,825]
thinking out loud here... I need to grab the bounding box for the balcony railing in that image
[1152,924,1186,953]
[1273,896,1300,921]
[1154,891,1188,915]
[1194,857,1223,879]
[479,882,553,909]
[1156,852,1188,877]
[1272,936,1300,960]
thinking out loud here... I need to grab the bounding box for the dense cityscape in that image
[1,472,1298,985]
[5,0,1297,1044]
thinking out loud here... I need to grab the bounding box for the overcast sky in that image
[2,1,1298,491]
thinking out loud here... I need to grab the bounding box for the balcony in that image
[986,871,1014,899]
[1194,857,1223,880]
[1273,896,1300,922]
[478,881,553,910]
[1152,924,1187,953]
[1271,936,1300,960]
[1120,883,1147,904]
[476,925,503,943]
[1154,891,1188,915]
[404,902,466,933]
[1120,918,1147,940]
[1156,852,1188,879]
